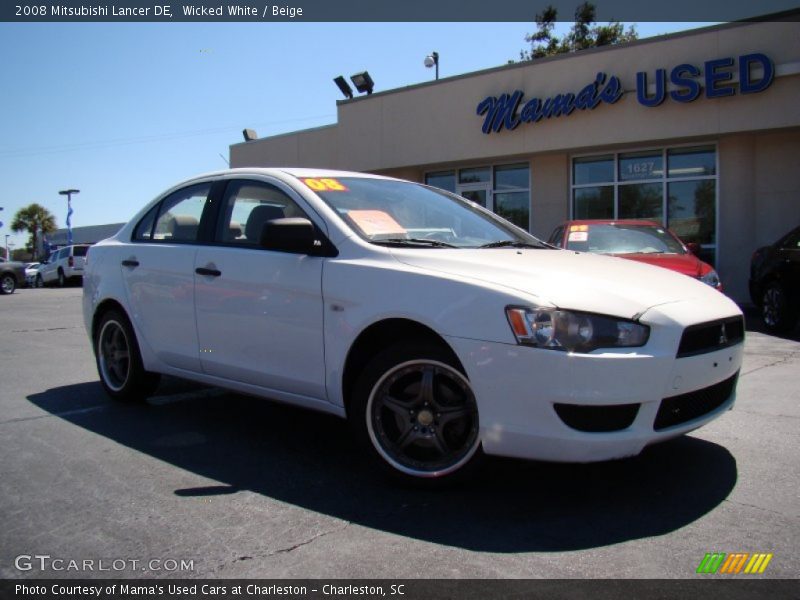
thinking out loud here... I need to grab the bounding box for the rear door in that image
[119,181,216,373]
[193,177,328,399]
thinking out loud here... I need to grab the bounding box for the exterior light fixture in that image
[333,76,354,99]
[350,71,374,95]
[424,51,439,80]
[243,129,258,142]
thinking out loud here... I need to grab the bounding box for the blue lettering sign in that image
[477,72,623,134]
[636,69,666,107]
[669,64,701,103]
[705,57,736,98]
[476,91,523,134]
[739,53,773,94]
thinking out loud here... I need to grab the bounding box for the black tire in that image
[0,274,16,295]
[35,274,44,288]
[762,281,798,333]
[349,341,482,485]
[57,269,66,287]
[94,309,161,402]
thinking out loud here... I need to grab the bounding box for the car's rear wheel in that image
[0,274,16,295]
[57,269,66,287]
[350,342,481,484]
[762,281,798,333]
[95,310,160,401]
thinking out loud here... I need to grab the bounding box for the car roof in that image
[181,167,399,184]
[562,220,663,227]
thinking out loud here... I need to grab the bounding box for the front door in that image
[193,178,327,400]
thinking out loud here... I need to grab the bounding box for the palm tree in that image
[11,204,57,260]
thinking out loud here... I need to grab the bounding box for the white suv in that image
[38,244,90,287]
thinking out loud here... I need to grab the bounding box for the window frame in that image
[424,162,532,232]
[131,180,220,245]
[570,142,719,266]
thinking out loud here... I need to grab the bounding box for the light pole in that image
[4,234,9,260]
[59,189,79,246]
[424,51,439,80]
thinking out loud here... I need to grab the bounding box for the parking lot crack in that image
[724,499,793,519]
[740,351,800,377]
[267,521,351,556]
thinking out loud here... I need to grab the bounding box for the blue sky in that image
[0,21,714,253]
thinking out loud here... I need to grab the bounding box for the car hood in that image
[610,252,705,277]
[391,248,728,320]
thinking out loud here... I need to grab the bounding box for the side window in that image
[57,248,67,261]
[216,180,308,246]
[781,230,800,250]
[548,226,564,246]
[152,183,211,242]
[133,204,159,241]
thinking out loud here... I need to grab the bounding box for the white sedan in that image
[83,168,744,482]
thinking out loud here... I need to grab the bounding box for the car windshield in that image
[566,223,686,255]
[302,176,546,249]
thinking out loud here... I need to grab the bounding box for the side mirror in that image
[686,242,701,255]
[260,218,319,254]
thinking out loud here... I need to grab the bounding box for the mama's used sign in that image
[476,53,773,135]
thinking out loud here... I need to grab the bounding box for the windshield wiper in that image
[372,238,458,248]
[478,240,545,249]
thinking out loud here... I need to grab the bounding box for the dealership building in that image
[230,16,800,304]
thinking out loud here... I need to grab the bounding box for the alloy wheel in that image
[366,360,480,478]
[1,275,14,294]
[97,320,132,392]
[762,285,784,328]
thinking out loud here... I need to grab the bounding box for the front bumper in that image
[446,307,743,463]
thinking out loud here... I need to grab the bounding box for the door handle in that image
[121,259,139,268]
[195,267,222,277]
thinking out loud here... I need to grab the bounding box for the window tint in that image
[216,180,307,246]
[667,146,716,177]
[425,171,456,193]
[573,155,613,185]
[548,226,564,246]
[781,230,800,250]
[133,204,159,241]
[153,183,211,243]
[72,246,89,257]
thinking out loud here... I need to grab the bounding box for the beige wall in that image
[718,129,800,302]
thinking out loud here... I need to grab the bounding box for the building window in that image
[426,163,531,231]
[425,170,456,193]
[571,145,717,265]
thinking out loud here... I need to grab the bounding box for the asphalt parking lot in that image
[1,287,798,579]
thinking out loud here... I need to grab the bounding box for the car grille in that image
[676,316,745,358]
[554,403,640,433]
[654,371,738,431]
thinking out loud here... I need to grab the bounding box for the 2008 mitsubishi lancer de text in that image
[83,168,744,482]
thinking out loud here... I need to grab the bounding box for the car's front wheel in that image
[0,274,16,295]
[35,274,44,288]
[95,310,160,401]
[762,281,798,333]
[350,342,481,484]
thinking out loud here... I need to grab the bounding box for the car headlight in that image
[699,269,721,288]
[505,306,649,353]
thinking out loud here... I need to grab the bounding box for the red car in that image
[548,220,722,290]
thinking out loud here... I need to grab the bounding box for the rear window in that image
[73,246,89,257]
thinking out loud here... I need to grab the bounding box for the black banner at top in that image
[3,0,800,22]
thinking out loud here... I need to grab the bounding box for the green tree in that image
[520,2,637,61]
[11,203,57,260]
